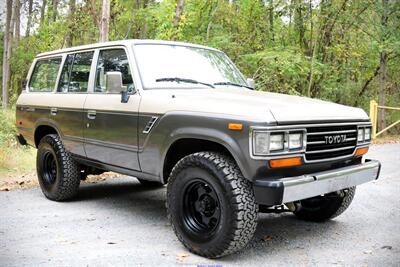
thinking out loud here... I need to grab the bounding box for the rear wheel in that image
[167,152,258,258]
[37,134,80,201]
[293,187,356,222]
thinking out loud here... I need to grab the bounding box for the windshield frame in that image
[132,43,247,90]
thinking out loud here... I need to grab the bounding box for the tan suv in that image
[16,39,381,258]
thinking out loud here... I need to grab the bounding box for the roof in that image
[37,39,221,58]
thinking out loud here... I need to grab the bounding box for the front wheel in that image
[167,152,258,258]
[292,187,356,222]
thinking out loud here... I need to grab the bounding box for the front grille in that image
[305,125,357,162]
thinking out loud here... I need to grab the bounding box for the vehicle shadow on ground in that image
[74,179,341,262]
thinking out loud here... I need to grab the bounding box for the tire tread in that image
[37,134,80,201]
[167,151,258,258]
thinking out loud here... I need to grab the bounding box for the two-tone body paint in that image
[16,39,372,186]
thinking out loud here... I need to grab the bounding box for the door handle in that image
[50,107,58,116]
[87,110,96,120]
[22,107,35,112]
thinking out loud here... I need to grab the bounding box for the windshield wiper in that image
[156,77,215,88]
[214,81,253,90]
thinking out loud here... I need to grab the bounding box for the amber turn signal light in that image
[355,147,369,156]
[228,123,243,131]
[269,157,302,168]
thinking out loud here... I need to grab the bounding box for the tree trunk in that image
[66,0,76,47]
[206,3,218,41]
[268,0,274,42]
[173,0,185,27]
[51,0,59,22]
[294,0,307,51]
[377,51,387,131]
[40,0,47,25]
[14,0,20,45]
[99,0,110,42]
[377,0,389,132]
[25,0,33,37]
[2,0,13,109]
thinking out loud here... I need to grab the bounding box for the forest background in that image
[0,0,399,180]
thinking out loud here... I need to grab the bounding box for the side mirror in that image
[121,91,129,103]
[246,78,255,89]
[105,71,130,103]
[106,71,124,94]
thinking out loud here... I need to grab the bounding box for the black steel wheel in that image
[167,152,258,258]
[182,179,221,240]
[37,134,80,201]
[41,151,57,185]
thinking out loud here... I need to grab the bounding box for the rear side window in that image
[95,49,134,93]
[29,57,62,92]
[58,51,93,93]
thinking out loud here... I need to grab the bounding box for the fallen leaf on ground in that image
[176,252,189,262]
[262,235,273,241]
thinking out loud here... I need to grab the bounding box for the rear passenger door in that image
[50,51,94,157]
[83,47,141,171]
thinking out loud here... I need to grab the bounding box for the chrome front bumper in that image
[253,159,381,205]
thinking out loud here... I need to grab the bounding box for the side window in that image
[58,55,73,92]
[29,57,62,92]
[95,49,134,93]
[58,51,93,93]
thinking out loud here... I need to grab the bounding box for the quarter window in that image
[58,51,93,93]
[95,49,134,93]
[29,57,62,92]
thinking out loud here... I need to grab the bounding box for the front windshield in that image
[133,44,247,89]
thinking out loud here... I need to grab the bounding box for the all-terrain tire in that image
[37,134,80,201]
[166,152,258,258]
[137,178,164,188]
[293,187,356,222]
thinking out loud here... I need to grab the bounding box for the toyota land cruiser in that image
[16,40,381,258]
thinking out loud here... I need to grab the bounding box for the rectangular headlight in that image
[269,134,284,151]
[252,129,306,156]
[364,127,371,141]
[288,133,302,149]
[357,128,364,142]
[254,132,269,155]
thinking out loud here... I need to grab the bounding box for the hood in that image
[142,88,369,124]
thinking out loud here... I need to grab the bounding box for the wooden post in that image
[370,100,378,140]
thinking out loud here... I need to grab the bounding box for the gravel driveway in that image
[1,144,399,266]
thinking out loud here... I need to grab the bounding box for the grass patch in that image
[0,146,36,175]
[373,134,400,144]
[0,110,36,175]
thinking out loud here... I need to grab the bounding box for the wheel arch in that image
[161,131,249,184]
[34,123,60,147]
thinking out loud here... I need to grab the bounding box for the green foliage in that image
[0,110,36,174]
[0,110,17,147]
[238,48,313,96]
[1,0,400,132]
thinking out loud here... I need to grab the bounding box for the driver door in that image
[83,47,141,170]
